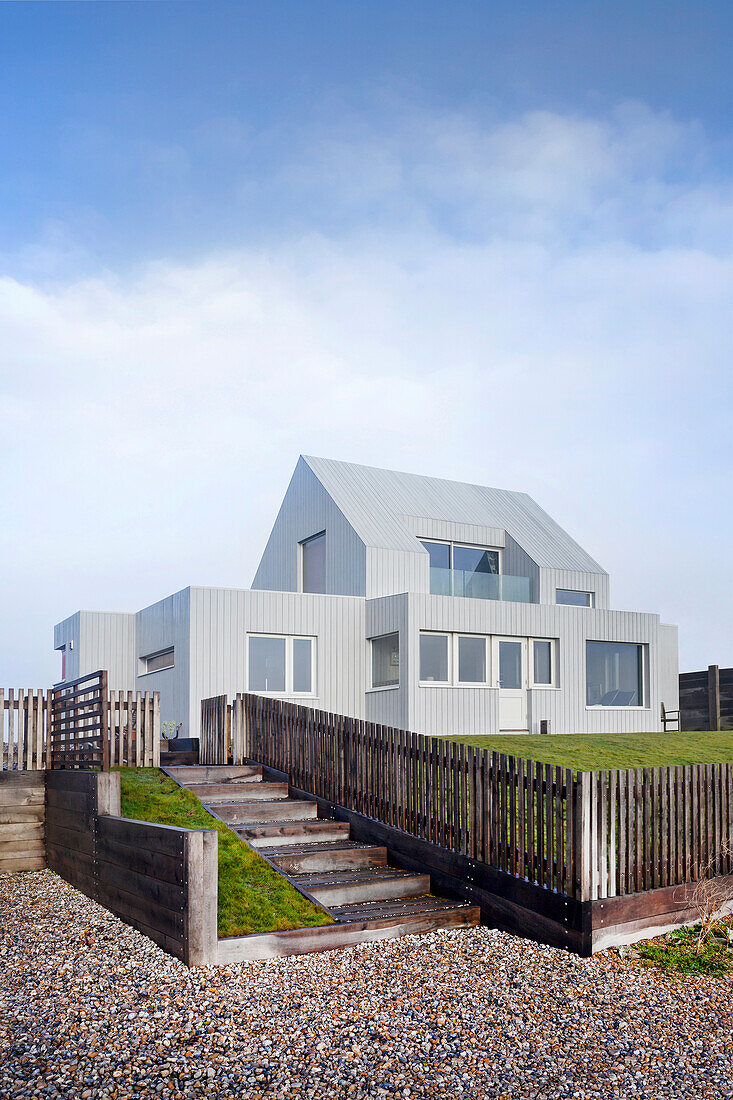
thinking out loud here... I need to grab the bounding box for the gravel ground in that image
[2,871,732,1100]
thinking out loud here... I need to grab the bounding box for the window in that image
[532,640,553,686]
[498,640,523,689]
[586,641,644,707]
[421,539,501,598]
[557,589,593,607]
[420,634,450,683]
[247,635,316,695]
[420,540,450,570]
[249,636,286,692]
[292,638,313,693]
[141,647,175,675]
[452,545,499,576]
[301,531,326,594]
[458,635,486,683]
[371,633,400,689]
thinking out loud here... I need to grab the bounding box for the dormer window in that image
[301,531,326,593]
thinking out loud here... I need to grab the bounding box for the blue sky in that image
[1,1,732,684]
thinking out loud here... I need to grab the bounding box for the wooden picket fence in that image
[107,689,161,768]
[1,673,160,771]
[1,688,52,770]
[218,693,733,903]
[200,695,230,766]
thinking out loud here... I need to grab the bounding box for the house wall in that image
[185,587,366,738]
[53,611,136,691]
[252,457,367,597]
[135,589,192,737]
[404,593,673,737]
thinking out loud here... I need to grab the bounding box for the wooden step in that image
[214,800,320,824]
[167,765,262,783]
[292,869,430,907]
[237,821,352,847]
[331,896,478,921]
[264,842,388,875]
[191,782,287,802]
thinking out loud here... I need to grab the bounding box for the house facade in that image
[54,456,679,739]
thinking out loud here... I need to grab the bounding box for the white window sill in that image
[367,684,400,693]
[139,667,174,676]
[585,705,648,711]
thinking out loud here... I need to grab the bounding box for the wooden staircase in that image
[167,764,480,940]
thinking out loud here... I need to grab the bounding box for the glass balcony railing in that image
[430,567,534,603]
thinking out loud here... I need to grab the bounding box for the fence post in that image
[185,830,218,966]
[708,665,721,732]
[575,772,593,901]
[99,671,110,771]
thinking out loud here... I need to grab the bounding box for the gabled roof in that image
[302,456,605,574]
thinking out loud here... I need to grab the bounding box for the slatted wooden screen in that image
[1,689,52,770]
[108,690,161,768]
[200,696,230,766]
[51,671,109,770]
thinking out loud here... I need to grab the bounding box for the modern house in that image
[54,456,679,739]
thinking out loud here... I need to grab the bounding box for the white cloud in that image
[1,102,732,683]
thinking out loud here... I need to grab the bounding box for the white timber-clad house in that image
[54,456,679,740]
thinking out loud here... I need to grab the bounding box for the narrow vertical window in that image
[301,532,326,593]
[292,638,313,693]
[533,640,553,685]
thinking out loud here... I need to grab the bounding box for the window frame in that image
[299,530,327,594]
[556,588,594,607]
[529,638,557,688]
[246,633,317,697]
[585,640,646,709]
[419,631,452,685]
[369,632,401,692]
[418,631,491,688]
[420,538,503,576]
[139,646,175,676]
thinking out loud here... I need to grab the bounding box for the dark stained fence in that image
[221,693,733,904]
[200,695,230,765]
[680,665,733,731]
[51,671,109,770]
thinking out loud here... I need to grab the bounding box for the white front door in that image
[495,637,528,732]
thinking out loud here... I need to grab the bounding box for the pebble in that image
[1,870,732,1098]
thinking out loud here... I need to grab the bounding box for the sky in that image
[1,0,732,684]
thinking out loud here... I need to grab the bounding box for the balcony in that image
[429,567,534,604]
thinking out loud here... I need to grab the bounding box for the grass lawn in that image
[117,767,332,937]
[446,731,733,771]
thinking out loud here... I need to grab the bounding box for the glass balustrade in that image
[429,567,533,603]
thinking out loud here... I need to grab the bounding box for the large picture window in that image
[248,635,315,695]
[301,532,326,594]
[586,641,643,707]
[371,633,400,689]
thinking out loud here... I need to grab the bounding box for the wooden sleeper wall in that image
[0,770,45,872]
[44,770,217,966]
